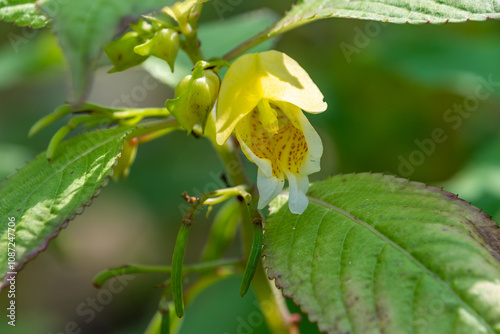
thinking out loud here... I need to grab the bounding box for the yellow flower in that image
[216,50,327,214]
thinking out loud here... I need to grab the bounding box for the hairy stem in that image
[213,137,293,334]
[222,27,273,62]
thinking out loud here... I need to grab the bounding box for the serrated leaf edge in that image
[262,173,500,334]
[271,5,500,36]
[0,129,130,291]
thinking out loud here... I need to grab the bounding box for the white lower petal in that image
[257,169,285,209]
[285,171,310,214]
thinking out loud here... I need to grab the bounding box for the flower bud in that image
[104,32,148,73]
[113,138,138,181]
[134,28,180,72]
[166,70,220,134]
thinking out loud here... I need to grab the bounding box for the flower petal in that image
[216,51,327,145]
[257,169,285,210]
[273,101,323,175]
[216,53,262,145]
[285,171,310,214]
[235,112,275,177]
[258,50,327,114]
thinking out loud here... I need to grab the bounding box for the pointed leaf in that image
[37,0,174,103]
[263,173,500,334]
[0,127,131,289]
[270,0,500,36]
[0,0,49,28]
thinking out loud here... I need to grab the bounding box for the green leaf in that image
[263,173,500,334]
[444,137,500,222]
[0,127,131,289]
[0,0,49,28]
[37,0,174,104]
[270,0,500,36]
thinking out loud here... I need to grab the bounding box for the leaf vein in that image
[308,196,495,333]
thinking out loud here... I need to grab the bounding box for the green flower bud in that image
[130,20,153,35]
[113,138,138,181]
[104,32,148,73]
[166,70,220,134]
[134,28,180,72]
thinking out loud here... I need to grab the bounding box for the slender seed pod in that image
[161,311,171,334]
[46,125,72,161]
[239,220,263,297]
[159,286,172,334]
[171,223,190,318]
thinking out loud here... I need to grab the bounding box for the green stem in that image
[211,137,292,333]
[111,108,170,119]
[240,200,291,334]
[127,119,180,139]
[213,138,250,187]
[222,27,273,62]
[183,31,203,64]
[92,258,241,288]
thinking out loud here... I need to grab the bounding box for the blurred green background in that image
[1,0,500,333]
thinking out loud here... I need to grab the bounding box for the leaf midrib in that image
[307,195,495,334]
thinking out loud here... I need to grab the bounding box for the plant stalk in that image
[214,138,293,334]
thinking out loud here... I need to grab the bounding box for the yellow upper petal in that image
[216,50,327,145]
[258,50,327,113]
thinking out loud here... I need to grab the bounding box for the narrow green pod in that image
[29,104,72,137]
[159,287,172,334]
[160,311,170,334]
[46,125,72,160]
[171,224,190,318]
[239,220,263,297]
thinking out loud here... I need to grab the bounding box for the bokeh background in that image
[1,0,500,333]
